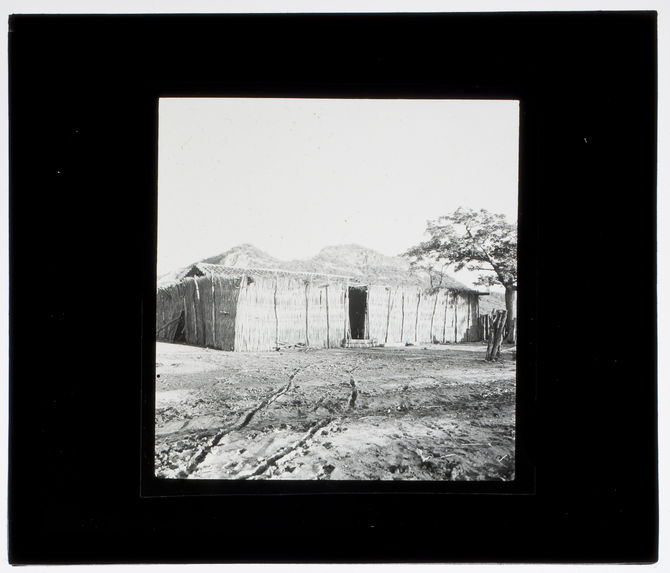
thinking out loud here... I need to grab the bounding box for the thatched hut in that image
[156,262,481,351]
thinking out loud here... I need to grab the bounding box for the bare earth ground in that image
[155,341,516,481]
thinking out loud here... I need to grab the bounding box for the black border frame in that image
[9,12,657,564]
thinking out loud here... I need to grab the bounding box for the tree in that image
[405,208,517,345]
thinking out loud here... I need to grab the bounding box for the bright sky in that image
[158,98,519,288]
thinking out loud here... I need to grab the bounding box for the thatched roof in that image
[159,244,477,293]
[178,261,476,293]
[184,262,357,282]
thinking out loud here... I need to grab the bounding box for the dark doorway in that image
[348,286,367,339]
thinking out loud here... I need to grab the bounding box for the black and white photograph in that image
[155,98,519,480]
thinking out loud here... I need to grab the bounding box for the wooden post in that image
[344,281,349,343]
[234,274,246,352]
[182,293,188,341]
[158,291,164,336]
[415,292,421,342]
[197,277,207,346]
[453,294,458,343]
[273,274,279,348]
[384,288,392,343]
[485,309,507,361]
[211,275,217,348]
[400,291,405,342]
[365,288,370,340]
[192,277,199,343]
[325,284,330,348]
[307,281,311,346]
[429,293,439,343]
[442,292,449,343]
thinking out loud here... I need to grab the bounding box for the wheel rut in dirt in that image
[238,418,333,480]
[226,364,363,479]
[156,343,516,481]
[178,365,306,478]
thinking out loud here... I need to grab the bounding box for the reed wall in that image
[212,276,240,350]
[463,294,481,342]
[156,272,481,352]
[415,291,436,343]
[235,275,277,352]
[366,285,389,342]
[400,287,420,343]
[328,284,348,348]
[432,291,449,343]
[235,274,350,351]
[275,275,308,347]
[306,282,327,348]
[342,285,351,342]
[384,286,402,343]
[182,278,205,347]
[156,283,185,342]
[375,289,481,345]
[157,276,240,350]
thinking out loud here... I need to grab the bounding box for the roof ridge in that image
[189,262,476,292]
[193,262,354,280]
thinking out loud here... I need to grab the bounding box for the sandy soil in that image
[155,341,516,481]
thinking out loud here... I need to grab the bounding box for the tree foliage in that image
[405,208,517,291]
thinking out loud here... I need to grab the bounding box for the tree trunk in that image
[504,287,517,344]
[486,309,507,361]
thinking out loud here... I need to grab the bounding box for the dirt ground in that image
[155,341,516,481]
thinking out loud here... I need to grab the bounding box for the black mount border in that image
[9,12,657,564]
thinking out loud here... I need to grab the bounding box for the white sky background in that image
[158,98,519,288]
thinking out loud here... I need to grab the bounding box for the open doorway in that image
[348,286,368,340]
